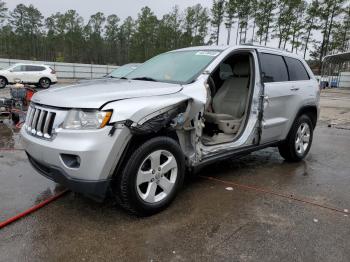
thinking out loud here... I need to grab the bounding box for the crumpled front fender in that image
[101,94,190,124]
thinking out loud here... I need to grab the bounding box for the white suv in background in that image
[0,63,58,89]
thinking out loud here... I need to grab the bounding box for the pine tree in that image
[210,0,225,45]
[301,0,321,58]
[255,0,276,46]
[225,0,237,45]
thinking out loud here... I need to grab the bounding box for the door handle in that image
[290,87,299,91]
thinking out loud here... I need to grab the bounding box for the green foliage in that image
[210,0,225,45]
[0,0,7,23]
[255,0,276,45]
[0,0,348,65]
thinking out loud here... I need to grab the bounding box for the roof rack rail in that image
[241,43,291,53]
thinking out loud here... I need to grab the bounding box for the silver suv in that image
[21,45,320,216]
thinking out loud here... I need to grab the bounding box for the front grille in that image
[25,104,65,139]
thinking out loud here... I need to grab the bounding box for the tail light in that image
[50,67,56,74]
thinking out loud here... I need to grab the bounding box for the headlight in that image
[63,109,112,130]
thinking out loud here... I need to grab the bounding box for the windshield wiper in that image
[131,76,158,82]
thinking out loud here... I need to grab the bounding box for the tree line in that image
[0,0,349,66]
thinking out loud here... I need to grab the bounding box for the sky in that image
[6,0,213,22]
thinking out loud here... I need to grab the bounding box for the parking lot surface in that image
[1,87,350,261]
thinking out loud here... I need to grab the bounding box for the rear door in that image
[259,53,298,143]
[22,65,45,83]
[283,56,314,120]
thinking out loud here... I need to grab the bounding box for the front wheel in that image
[113,137,185,216]
[0,77,7,89]
[39,78,51,89]
[278,115,314,162]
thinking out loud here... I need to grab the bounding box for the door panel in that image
[261,81,299,143]
[258,52,296,143]
[22,65,39,83]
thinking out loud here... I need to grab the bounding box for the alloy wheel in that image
[40,79,50,88]
[0,78,6,88]
[136,150,178,203]
[295,122,311,155]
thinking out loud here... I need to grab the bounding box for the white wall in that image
[0,58,118,79]
[339,72,350,88]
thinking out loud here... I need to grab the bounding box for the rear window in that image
[284,57,309,81]
[260,53,288,83]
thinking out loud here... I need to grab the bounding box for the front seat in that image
[205,60,250,134]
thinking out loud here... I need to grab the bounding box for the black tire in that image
[0,76,7,89]
[39,78,51,89]
[113,136,185,216]
[278,114,314,162]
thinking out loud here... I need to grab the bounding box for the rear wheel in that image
[113,136,185,216]
[278,115,313,162]
[39,78,51,89]
[0,77,7,89]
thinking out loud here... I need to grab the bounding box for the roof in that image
[323,51,350,63]
[171,44,303,61]
[171,45,229,52]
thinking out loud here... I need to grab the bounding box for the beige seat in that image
[205,60,250,134]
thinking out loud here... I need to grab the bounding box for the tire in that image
[0,77,7,89]
[113,136,185,216]
[278,114,314,162]
[39,78,51,89]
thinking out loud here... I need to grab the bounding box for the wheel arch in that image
[109,99,197,180]
[0,75,8,83]
[39,76,51,83]
[111,120,182,182]
[295,105,318,129]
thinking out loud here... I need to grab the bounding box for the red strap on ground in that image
[200,175,349,215]
[0,190,69,229]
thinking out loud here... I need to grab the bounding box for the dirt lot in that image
[0,87,350,262]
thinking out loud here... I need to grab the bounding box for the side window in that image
[260,53,288,83]
[24,65,45,71]
[284,57,310,81]
[11,65,24,72]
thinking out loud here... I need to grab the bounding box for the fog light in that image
[60,154,81,168]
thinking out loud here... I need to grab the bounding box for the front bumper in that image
[27,152,109,200]
[21,125,131,199]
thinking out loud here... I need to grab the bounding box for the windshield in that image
[108,64,139,78]
[126,50,221,84]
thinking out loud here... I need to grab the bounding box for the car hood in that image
[32,79,183,109]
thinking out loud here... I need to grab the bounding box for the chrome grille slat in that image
[43,112,53,138]
[28,108,36,131]
[36,110,46,136]
[31,109,40,134]
[25,106,33,126]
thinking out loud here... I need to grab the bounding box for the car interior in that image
[202,52,253,145]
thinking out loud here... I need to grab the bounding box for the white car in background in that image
[0,63,58,89]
